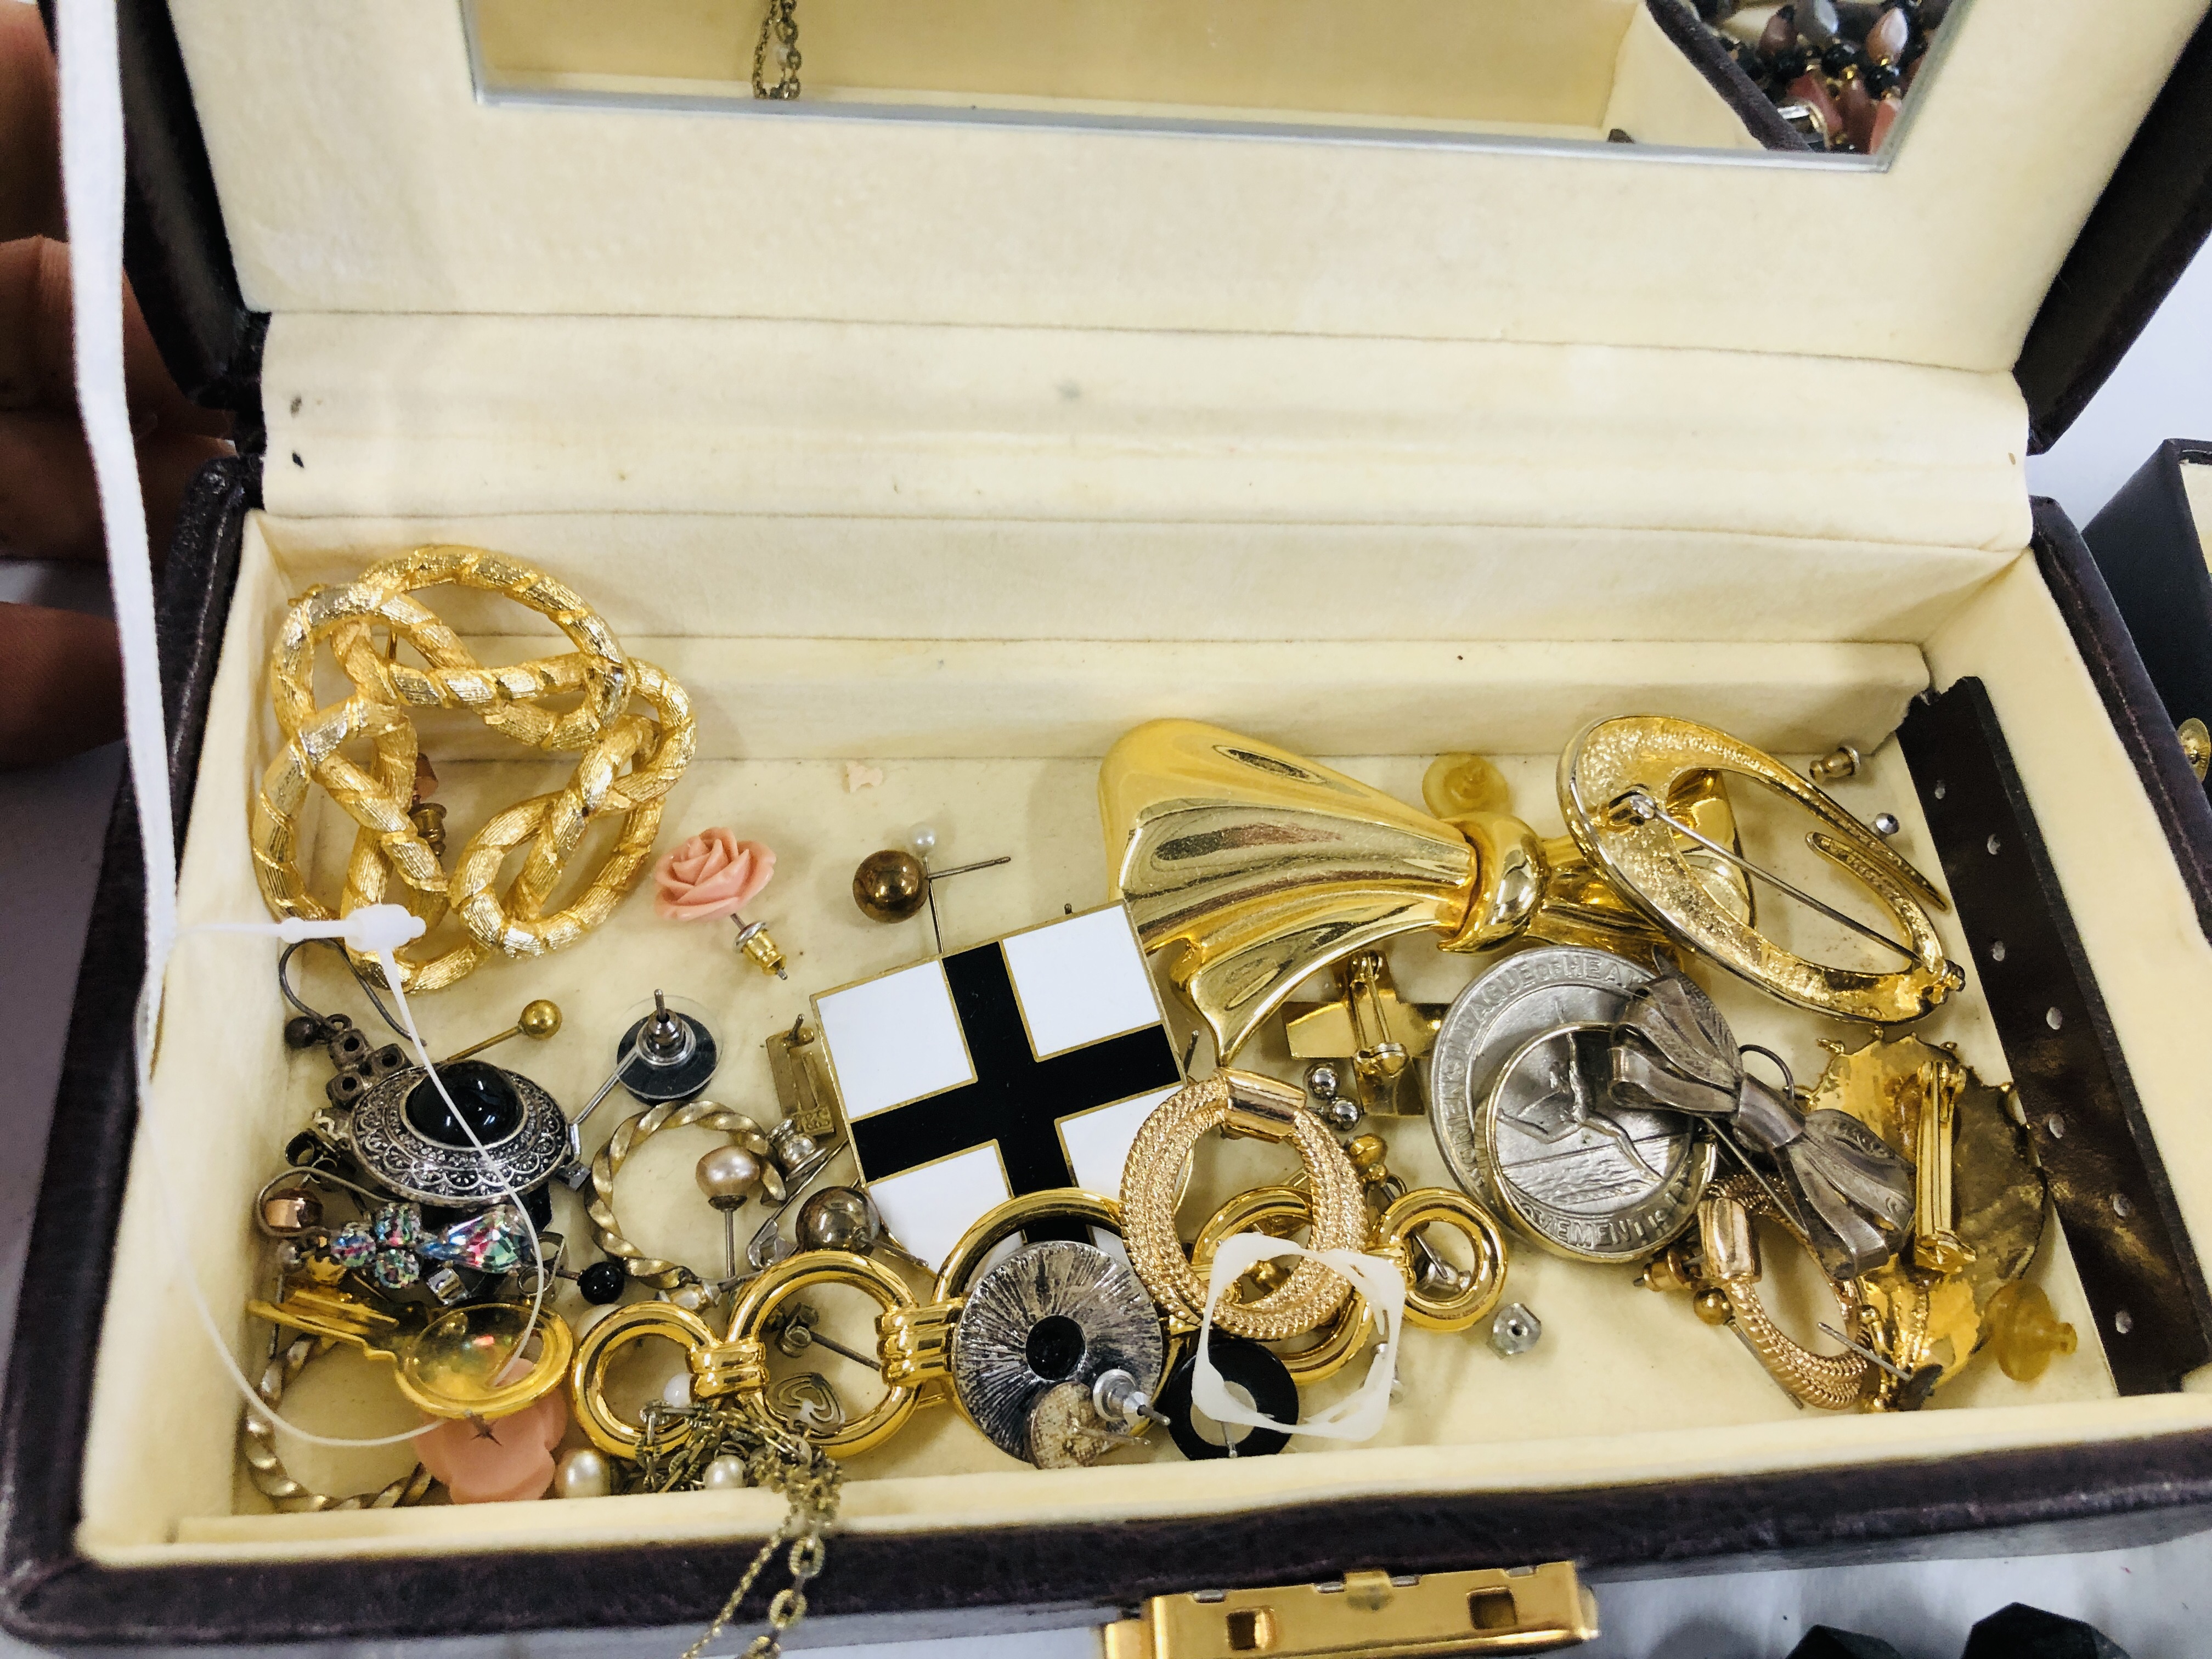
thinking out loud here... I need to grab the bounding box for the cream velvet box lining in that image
[171,2,2206,369]
[86,0,2212,1579]
[76,500,2212,1565]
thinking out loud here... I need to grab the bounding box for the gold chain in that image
[753,0,800,99]
[672,1409,841,1659]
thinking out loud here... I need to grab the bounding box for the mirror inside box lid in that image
[469,0,1951,160]
[228,549,2084,1647]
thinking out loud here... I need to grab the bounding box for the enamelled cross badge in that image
[810,903,1186,1268]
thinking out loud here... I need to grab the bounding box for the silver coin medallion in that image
[951,1240,1165,1464]
[1480,1022,1715,1262]
[1429,946,1713,1262]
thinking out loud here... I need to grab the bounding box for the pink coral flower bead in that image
[653,827,775,923]
[417,1390,569,1505]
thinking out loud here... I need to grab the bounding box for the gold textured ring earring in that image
[1121,1070,1366,1342]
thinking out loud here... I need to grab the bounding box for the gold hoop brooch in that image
[251,545,696,992]
[1192,1187,1370,1382]
[1559,716,1961,1025]
[589,1100,783,1290]
[1122,1071,1365,1342]
[240,1334,435,1512]
[1644,1175,1872,1412]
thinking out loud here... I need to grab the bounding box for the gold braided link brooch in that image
[251,546,696,991]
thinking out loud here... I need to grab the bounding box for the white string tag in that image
[1191,1231,1405,1443]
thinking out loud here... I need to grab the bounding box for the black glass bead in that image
[1787,1630,1903,1659]
[1901,31,1929,64]
[522,1182,554,1231]
[1962,1605,2130,1659]
[578,1260,627,1304]
[1864,61,1900,95]
[1773,46,1813,79]
[403,1060,524,1148]
[1735,44,1774,84]
[283,1015,324,1049]
[1822,41,1865,76]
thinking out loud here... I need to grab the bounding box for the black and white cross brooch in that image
[811,903,1185,1268]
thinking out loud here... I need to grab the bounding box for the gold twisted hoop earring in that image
[252,545,696,992]
[1121,1070,1366,1342]
[589,1100,780,1290]
[239,1334,435,1512]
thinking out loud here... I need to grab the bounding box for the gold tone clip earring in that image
[1100,716,1960,1060]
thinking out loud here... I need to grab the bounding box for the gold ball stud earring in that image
[853,849,929,922]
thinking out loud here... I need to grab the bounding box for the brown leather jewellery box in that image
[10,0,2212,1649]
[2080,439,2212,938]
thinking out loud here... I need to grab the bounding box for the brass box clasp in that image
[1101,1561,1598,1658]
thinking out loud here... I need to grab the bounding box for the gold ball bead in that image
[853,849,928,923]
[1693,1288,1734,1327]
[518,999,562,1040]
[1344,1134,1389,1178]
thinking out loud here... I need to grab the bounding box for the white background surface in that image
[3,222,2211,1659]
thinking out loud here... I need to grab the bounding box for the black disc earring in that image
[1155,1335,1299,1461]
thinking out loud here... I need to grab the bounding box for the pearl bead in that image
[555,1447,611,1500]
[695,1145,763,1208]
[905,822,939,859]
[663,1373,694,1409]
[701,1454,748,1491]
